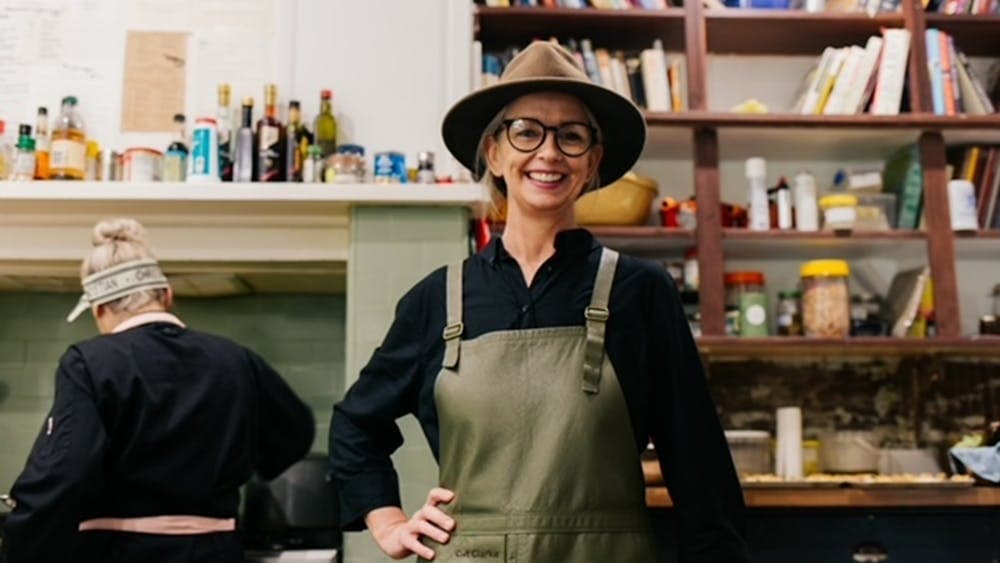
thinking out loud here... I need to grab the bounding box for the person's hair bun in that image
[92,218,147,247]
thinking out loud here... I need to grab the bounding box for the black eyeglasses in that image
[500,117,597,157]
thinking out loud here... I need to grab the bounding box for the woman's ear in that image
[588,144,604,186]
[484,135,503,178]
[163,286,175,310]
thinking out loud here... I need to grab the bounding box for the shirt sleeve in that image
[329,285,429,531]
[248,349,316,480]
[646,272,751,563]
[1,347,106,563]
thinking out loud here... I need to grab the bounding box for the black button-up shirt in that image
[330,229,749,562]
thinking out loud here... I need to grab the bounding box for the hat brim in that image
[442,78,646,188]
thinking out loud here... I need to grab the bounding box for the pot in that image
[819,431,880,473]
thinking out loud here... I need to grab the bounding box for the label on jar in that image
[739,293,769,337]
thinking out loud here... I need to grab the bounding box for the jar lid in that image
[724,271,765,286]
[819,194,858,209]
[801,259,850,278]
[778,289,801,299]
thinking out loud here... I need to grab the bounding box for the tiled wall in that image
[0,292,345,493]
[344,206,470,563]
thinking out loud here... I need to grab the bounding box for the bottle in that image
[10,124,36,181]
[50,96,87,180]
[303,144,322,183]
[776,177,793,230]
[285,100,307,182]
[314,89,337,158]
[256,83,286,182]
[793,172,819,232]
[34,107,50,179]
[84,140,101,181]
[217,83,233,181]
[162,113,188,182]
[188,117,220,182]
[233,97,255,183]
[416,151,436,184]
[0,120,10,180]
[745,157,770,231]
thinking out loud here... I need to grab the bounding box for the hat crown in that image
[499,42,590,84]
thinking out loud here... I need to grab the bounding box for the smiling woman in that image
[330,41,750,563]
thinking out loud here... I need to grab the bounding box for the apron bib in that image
[424,248,658,563]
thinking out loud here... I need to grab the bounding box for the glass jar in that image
[820,193,858,232]
[776,289,802,336]
[725,271,767,337]
[801,259,851,338]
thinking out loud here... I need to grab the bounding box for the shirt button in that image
[521,305,529,313]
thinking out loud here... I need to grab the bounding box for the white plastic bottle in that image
[793,172,820,232]
[745,157,770,231]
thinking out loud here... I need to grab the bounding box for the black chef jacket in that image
[330,229,750,563]
[1,322,315,563]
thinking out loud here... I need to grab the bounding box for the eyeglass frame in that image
[497,117,599,157]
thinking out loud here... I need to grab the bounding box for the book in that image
[842,35,884,114]
[883,144,923,229]
[871,28,911,115]
[668,57,687,111]
[926,28,946,115]
[580,39,603,85]
[976,147,999,226]
[882,266,931,337]
[823,45,865,115]
[610,51,633,100]
[943,32,961,114]
[799,47,837,114]
[626,56,647,108]
[640,40,671,111]
[814,47,851,114]
[595,48,615,89]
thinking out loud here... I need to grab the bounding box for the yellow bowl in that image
[575,172,659,226]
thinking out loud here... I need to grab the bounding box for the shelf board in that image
[696,336,1000,358]
[704,10,905,55]
[646,485,1000,509]
[722,228,928,260]
[589,226,693,255]
[645,112,1000,129]
[643,112,1000,160]
[923,14,1000,56]
[954,230,1000,260]
[475,6,686,51]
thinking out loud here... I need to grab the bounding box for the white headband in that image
[66,258,170,322]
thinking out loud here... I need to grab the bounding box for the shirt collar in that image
[483,228,598,265]
[112,311,186,334]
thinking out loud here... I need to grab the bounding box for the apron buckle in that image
[584,306,609,322]
[443,322,465,341]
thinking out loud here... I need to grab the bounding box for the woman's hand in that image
[366,488,456,560]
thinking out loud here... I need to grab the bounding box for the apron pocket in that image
[419,533,507,563]
[512,530,658,563]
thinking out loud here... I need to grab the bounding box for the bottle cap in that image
[37,107,48,116]
[289,100,301,109]
[173,113,186,123]
[243,97,254,107]
[320,89,333,100]
[18,124,31,137]
[62,96,78,106]
[745,157,766,179]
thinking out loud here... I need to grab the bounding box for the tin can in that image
[188,117,219,182]
[373,151,407,184]
[416,151,435,184]
[122,147,163,182]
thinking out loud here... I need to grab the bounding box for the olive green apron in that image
[422,248,659,562]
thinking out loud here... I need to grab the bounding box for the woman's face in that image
[485,92,602,220]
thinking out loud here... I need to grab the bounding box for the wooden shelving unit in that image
[474,2,999,344]
[697,335,1000,358]
[646,485,1000,509]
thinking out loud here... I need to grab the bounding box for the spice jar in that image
[725,271,768,337]
[801,259,851,338]
[776,289,802,336]
[820,194,858,232]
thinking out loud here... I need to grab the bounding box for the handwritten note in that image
[120,31,187,132]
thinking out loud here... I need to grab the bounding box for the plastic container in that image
[122,147,163,182]
[948,179,979,231]
[819,194,858,231]
[576,172,658,226]
[745,157,770,231]
[855,193,896,231]
[725,271,767,337]
[725,430,772,475]
[793,172,820,232]
[187,117,220,182]
[801,260,851,338]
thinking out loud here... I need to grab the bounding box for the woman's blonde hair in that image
[474,100,603,203]
[81,218,167,314]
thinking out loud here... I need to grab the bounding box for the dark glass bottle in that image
[256,83,286,182]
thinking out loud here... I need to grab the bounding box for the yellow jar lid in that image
[819,194,858,209]
[801,259,850,278]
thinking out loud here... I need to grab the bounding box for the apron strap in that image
[583,248,619,394]
[442,262,464,369]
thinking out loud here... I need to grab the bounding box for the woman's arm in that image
[1,348,107,563]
